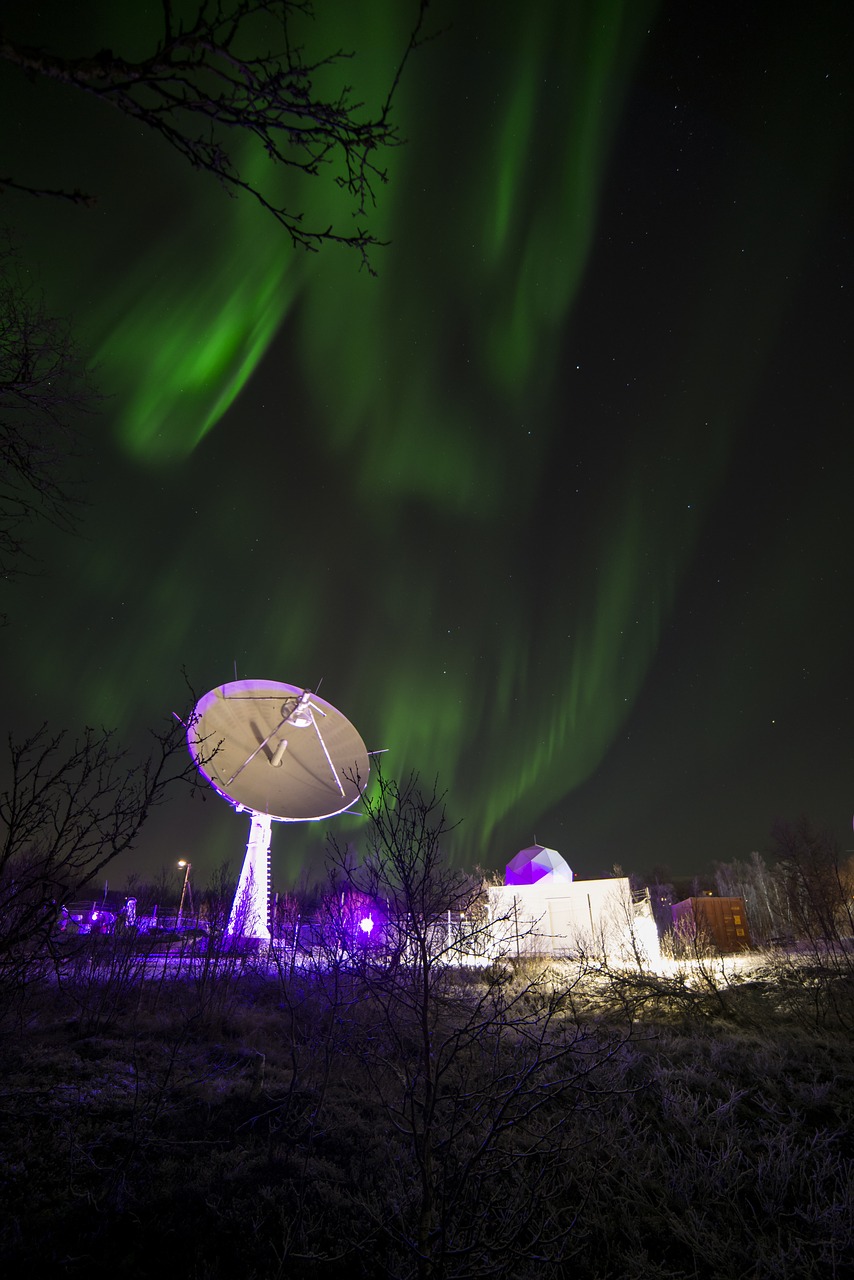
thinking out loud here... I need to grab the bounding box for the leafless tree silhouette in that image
[1,0,435,266]
[0,712,203,997]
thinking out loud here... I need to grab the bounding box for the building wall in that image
[488,877,661,968]
[671,896,751,952]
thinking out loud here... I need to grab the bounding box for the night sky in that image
[2,0,853,889]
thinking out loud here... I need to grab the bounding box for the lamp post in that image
[177,859,193,928]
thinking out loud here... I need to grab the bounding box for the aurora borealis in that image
[2,0,853,885]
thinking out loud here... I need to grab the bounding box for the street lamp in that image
[177,859,193,928]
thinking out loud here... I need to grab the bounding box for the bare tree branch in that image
[0,177,97,206]
[319,769,634,1278]
[0,0,436,267]
[0,711,203,972]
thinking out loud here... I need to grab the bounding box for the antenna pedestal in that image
[228,813,273,941]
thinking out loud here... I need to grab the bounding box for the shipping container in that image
[670,896,752,952]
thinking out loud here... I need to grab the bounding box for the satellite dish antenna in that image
[188,679,369,941]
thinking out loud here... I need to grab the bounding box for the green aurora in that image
[2,0,853,882]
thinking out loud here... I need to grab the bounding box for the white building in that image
[488,844,661,968]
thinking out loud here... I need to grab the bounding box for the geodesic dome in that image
[505,844,573,887]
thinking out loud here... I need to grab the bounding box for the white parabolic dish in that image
[188,679,369,821]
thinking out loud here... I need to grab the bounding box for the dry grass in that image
[0,954,852,1279]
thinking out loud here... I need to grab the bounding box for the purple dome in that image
[505,845,573,886]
